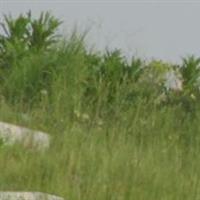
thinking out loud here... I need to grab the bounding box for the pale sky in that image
[0,0,200,63]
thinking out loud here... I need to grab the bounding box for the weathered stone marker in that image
[0,121,50,151]
[0,192,64,200]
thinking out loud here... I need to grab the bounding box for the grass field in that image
[0,12,200,200]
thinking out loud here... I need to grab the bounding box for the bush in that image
[0,11,61,68]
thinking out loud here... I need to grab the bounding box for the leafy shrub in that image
[0,11,61,68]
[0,12,62,104]
[82,49,145,115]
[180,55,200,94]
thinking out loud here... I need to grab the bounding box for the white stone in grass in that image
[0,121,50,151]
[0,192,64,200]
[164,71,183,91]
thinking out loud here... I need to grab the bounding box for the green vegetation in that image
[0,12,200,200]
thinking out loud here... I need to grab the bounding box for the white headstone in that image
[164,71,183,91]
[0,192,64,200]
[0,121,50,151]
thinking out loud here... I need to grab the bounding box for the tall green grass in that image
[0,12,200,200]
